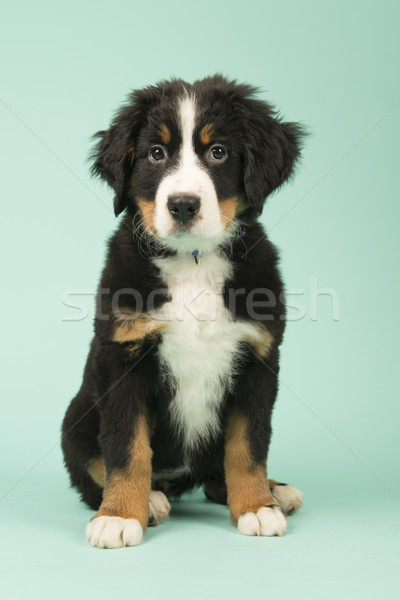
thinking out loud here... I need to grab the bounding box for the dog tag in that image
[192,250,202,265]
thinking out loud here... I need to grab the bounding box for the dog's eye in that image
[149,146,166,163]
[209,145,227,162]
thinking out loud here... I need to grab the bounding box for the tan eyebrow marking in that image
[158,123,171,145]
[200,123,214,145]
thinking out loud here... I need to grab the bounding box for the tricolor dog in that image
[62,75,305,548]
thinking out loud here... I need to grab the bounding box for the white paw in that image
[272,484,303,515]
[86,516,143,549]
[148,490,171,525]
[238,506,287,537]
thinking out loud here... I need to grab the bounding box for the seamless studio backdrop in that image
[0,1,399,599]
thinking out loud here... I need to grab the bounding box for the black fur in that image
[62,75,305,522]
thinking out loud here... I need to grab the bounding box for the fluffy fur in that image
[61,75,305,548]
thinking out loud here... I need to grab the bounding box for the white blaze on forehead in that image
[179,94,197,151]
[153,92,227,250]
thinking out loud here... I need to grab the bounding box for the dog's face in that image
[132,92,246,252]
[91,75,304,252]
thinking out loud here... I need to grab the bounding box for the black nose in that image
[167,195,200,224]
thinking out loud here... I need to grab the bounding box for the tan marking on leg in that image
[94,414,152,530]
[158,123,171,145]
[137,198,156,233]
[112,312,168,344]
[200,123,214,145]
[224,412,278,523]
[87,456,106,488]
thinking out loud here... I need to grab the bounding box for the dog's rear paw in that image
[86,516,143,549]
[272,484,303,515]
[148,490,171,526]
[238,506,287,537]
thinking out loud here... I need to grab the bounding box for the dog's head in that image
[91,75,305,252]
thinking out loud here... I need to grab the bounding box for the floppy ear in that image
[90,124,134,216]
[240,95,306,214]
[90,86,160,216]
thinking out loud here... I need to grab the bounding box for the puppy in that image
[61,75,305,548]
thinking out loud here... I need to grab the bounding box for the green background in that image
[1,0,399,598]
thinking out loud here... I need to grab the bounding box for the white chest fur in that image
[152,252,262,451]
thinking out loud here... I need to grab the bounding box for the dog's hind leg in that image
[148,490,171,525]
[61,342,105,510]
[204,478,303,516]
[61,386,104,511]
[269,479,304,515]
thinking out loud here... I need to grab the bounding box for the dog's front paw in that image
[148,490,171,525]
[86,516,143,549]
[238,506,287,537]
[272,484,303,515]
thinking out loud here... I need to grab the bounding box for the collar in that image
[191,227,246,265]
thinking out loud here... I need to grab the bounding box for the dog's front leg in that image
[86,344,154,549]
[86,413,152,549]
[224,353,287,537]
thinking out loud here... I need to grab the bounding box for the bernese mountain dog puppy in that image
[61,75,305,548]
